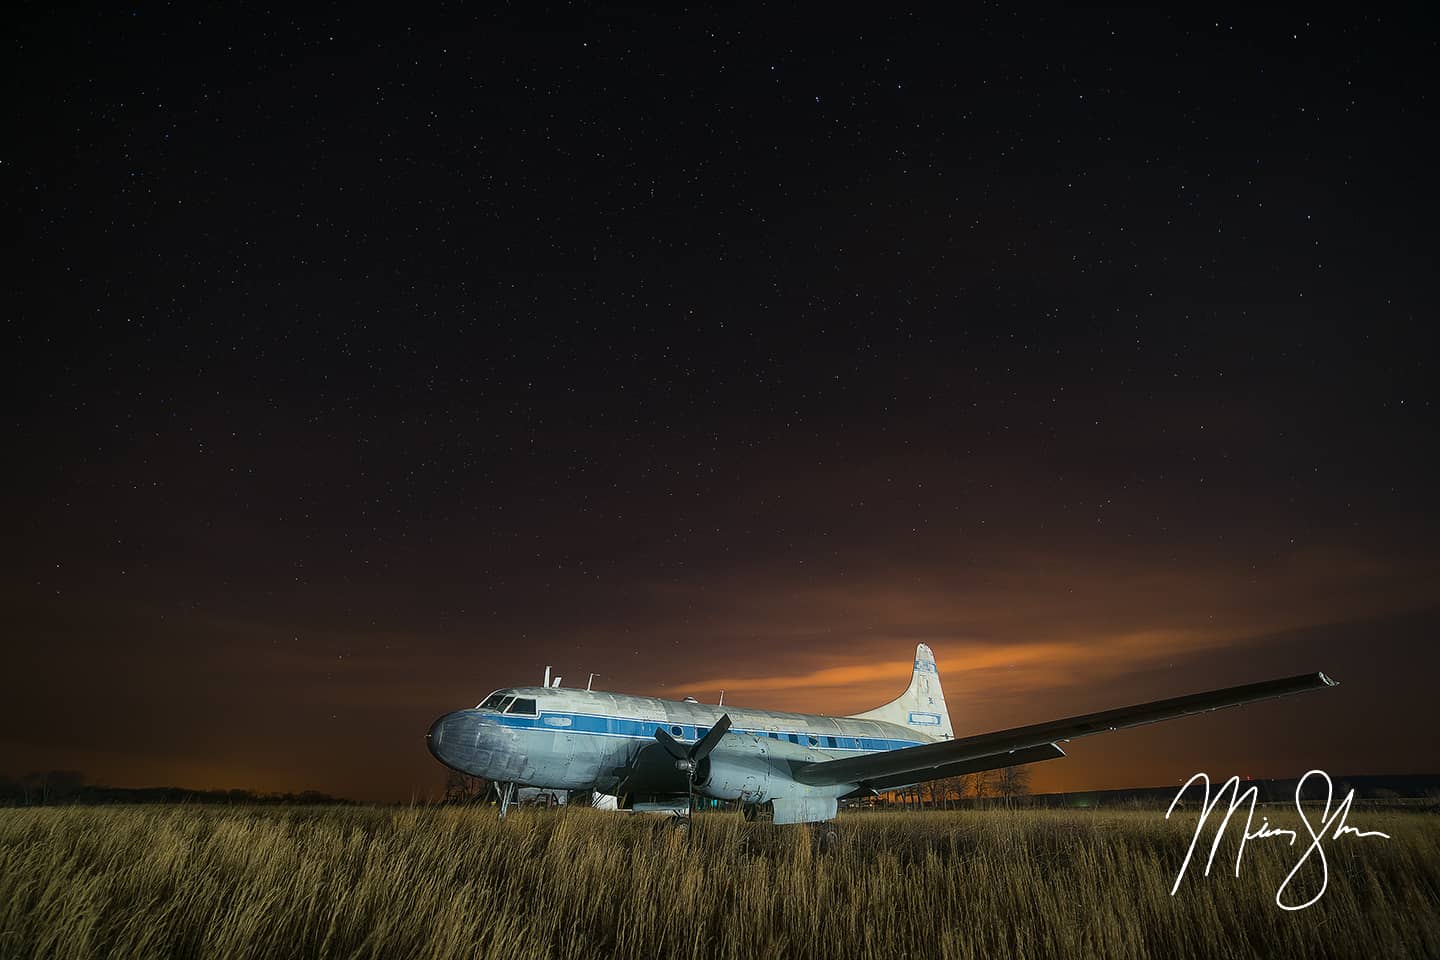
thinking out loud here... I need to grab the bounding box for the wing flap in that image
[855,742,1067,792]
[792,671,1336,788]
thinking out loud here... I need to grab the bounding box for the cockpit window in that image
[506,697,537,716]
[477,691,510,710]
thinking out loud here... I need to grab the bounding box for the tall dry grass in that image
[0,803,1436,959]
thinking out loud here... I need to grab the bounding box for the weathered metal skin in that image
[425,686,932,802]
[427,711,536,783]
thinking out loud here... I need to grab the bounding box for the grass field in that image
[1,803,1436,959]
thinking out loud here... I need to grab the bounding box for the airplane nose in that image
[425,710,492,774]
[425,714,448,758]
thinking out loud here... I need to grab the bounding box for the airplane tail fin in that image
[846,643,954,740]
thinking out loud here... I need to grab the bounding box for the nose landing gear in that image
[495,781,516,819]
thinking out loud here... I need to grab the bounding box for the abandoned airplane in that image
[425,643,1337,823]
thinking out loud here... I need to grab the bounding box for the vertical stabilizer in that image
[846,643,954,740]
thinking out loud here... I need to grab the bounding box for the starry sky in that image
[6,9,1438,801]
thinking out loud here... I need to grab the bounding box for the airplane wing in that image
[853,742,1068,792]
[791,671,1337,788]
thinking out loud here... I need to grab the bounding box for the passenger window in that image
[807,734,819,747]
[670,725,683,737]
[787,734,799,744]
[506,698,537,716]
[697,727,710,740]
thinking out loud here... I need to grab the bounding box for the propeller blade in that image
[654,726,688,760]
[689,714,732,763]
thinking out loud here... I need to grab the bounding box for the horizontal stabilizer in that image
[792,671,1336,788]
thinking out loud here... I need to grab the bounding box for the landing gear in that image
[742,802,760,822]
[667,812,692,837]
[495,781,516,820]
[813,822,839,853]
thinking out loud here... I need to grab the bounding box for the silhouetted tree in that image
[929,776,962,810]
[960,770,994,805]
[994,765,1032,806]
[443,770,490,804]
[16,770,86,804]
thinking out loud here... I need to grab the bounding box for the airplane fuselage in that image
[427,685,936,803]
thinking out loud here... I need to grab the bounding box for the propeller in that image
[655,713,732,822]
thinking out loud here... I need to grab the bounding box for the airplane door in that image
[536,712,584,786]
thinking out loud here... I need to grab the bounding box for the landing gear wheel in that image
[815,824,839,853]
[668,814,692,838]
[742,802,760,822]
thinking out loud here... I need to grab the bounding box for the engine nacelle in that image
[696,746,771,803]
[694,731,849,804]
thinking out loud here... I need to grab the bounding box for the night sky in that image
[7,9,1437,802]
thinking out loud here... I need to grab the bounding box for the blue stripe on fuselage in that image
[486,711,925,753]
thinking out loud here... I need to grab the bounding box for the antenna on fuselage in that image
[587,673,598,691]
[552,676,562,688]
[719,690,725,706]
[543,665,552,687]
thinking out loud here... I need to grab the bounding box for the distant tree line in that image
[441,770,492,804]
[930,765,1031,808]
[0,771,355,806]
[861,765,1034,811]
